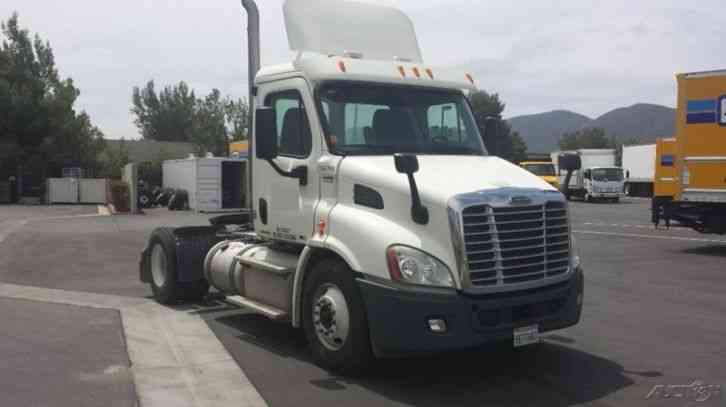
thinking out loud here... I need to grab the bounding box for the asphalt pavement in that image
[0,297,135,407]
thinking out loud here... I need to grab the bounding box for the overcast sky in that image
[1,0,723,139]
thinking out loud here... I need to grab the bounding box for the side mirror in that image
[255,108,278,160]
[394,153,419,174]
[558,154,582,171]
[393,154,428,225]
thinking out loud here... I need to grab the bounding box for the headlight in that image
[570,234,581,270]
[386,246,454,288]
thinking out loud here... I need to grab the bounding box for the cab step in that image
[224,295,288,321]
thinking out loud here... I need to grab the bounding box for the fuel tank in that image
[203,240,298,311]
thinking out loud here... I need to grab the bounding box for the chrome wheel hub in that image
[312,284,350,351]
[150,244,167,287]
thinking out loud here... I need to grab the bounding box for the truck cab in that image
[582,166,625,202]
[553,149,623,202]
[140,0,584,373]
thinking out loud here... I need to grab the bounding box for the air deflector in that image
[283,0,423,63]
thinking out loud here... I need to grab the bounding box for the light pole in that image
[441,105,452,139]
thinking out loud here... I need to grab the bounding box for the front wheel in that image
[302,258,373,374]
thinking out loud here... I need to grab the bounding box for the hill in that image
[508,110,592,153]
[508,104,675,153]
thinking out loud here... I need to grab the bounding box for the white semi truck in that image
[552,149,624,202]
[139,0,584,373]
[622,144,656,197]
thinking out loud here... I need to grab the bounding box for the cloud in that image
[1,0,723,138]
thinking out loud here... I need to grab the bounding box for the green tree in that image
[100,138,130,179]
[558,127,614,150]
[0,13,105,178]
[468,90,528,163]
[192,88,230,156]
[225,97,249,141]
[131,80,249,154]
[132,81,197,142]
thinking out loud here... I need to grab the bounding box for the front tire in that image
[302,258,373,374]
[147,228,209,304]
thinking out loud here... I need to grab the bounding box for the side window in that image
[661,154,675,167]
[265,90,312,158]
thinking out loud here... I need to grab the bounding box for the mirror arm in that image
[405,173,429,225]
[266,159,308,186]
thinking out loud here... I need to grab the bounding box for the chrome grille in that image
[462,201,570,287]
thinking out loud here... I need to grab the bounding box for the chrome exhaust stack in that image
[240,0,260,209]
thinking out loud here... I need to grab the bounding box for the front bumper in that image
[357,268,583,357]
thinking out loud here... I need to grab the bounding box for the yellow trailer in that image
[654,70,726,233]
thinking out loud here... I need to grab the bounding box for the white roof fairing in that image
[283,0,423,63]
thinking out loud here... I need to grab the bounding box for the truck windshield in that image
[317,82,487,156]
[523,163,555,176]
[591,168,623,182]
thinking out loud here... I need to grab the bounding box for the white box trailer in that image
[622,144,655,197]
[47,178,79,204]
[79,178,108,203]
[47,178,108,204]
[162,156,247,212]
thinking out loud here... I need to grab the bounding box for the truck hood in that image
[339,155,555,204]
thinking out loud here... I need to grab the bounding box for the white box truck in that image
[162,155,247,212]
[139,0,584,373]
[552,149,624,202]
[622,144,655,197]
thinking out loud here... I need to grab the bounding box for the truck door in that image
[254,78,321,243]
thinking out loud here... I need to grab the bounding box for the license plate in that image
[513,324,540,347]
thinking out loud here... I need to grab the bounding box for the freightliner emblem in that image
[510,196,532,206]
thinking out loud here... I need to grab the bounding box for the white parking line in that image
[573,229,726,244]
[0,283,267,407]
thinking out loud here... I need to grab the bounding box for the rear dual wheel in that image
[147,228,209,304]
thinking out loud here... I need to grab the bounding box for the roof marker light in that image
[338,61,347,73]
[465,73,475,84]
[398,66,406,77]
[425,68,434,79]
[412,67,421,78]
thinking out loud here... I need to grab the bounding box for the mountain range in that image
[507,103,676,153]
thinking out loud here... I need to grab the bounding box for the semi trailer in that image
[139,0,584,373]
[653,70,726,234]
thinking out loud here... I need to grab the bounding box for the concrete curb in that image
[0,283,267,407]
